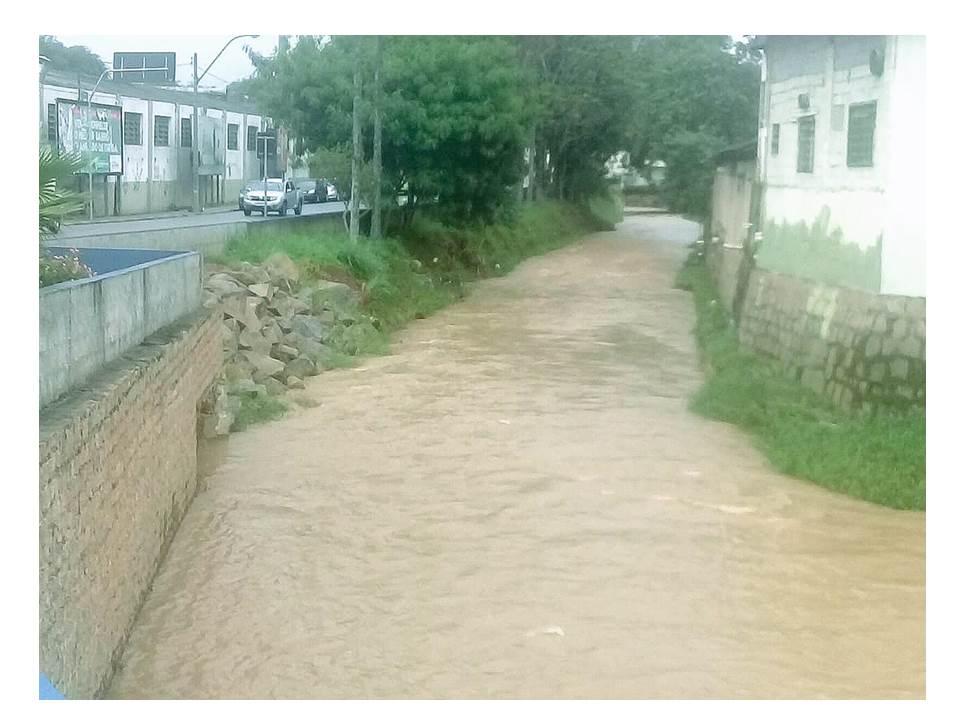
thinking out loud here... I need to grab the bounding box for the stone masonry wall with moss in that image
[738,269,925,413]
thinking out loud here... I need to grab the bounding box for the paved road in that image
[59,201,348,241]
[110,215,923,699]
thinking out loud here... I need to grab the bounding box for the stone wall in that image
[39,309,222,699]
[738,268,925,412]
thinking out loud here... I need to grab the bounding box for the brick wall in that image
[738,268,925,412]
[39,309,222,699]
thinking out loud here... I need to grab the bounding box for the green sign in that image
[56,100,124,175]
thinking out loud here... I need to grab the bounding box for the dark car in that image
[299,178,328,203]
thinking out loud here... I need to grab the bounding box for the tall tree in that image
[371,36,384,239]
[39,36,106,77]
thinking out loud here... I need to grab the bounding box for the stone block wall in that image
[39,309,222,699]
[738,269,925,412]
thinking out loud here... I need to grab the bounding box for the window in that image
[771,123,780,156]
[228,123,239,150]
[246,125,258,151]
[847,101,877,168]
[123,111,142,146]
[180,117,192,148]
[154,115,170,147]
[47,103,57,144]
[797,115,816,173]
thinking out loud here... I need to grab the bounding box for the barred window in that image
[797,115,815,173]
[847,101,877,168]
[771,123,780,156]
[47,103,57,144]
[154,115,170,147]
[180,117,192,148]
[124,111,142,146]
[247,125,258,151]
[228,123,239,150]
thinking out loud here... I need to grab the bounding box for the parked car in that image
[241,179,303,216]
[298,178,328,203]
[325,181,339,201]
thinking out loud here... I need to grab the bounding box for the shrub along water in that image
[675,252,925,511]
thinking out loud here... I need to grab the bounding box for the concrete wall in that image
[39,310,222,698]
[758,35,925,297]
[738,267,925,412]
[39,251,202,408]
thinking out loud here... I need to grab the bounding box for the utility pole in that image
[349,58,362,244]
[190,36,258,215]
[371,36,383,239]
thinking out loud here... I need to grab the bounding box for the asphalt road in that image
[59,201,349,240]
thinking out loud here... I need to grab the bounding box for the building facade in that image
[706,36,926,412]
[39,67,289,217]
[755,35,925,298]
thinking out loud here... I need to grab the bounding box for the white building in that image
[754,35,925,297]
[39,67,288,217]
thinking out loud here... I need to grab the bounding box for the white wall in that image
[879,36,926,297]
[759,35,925,297]
[762,36,888,253]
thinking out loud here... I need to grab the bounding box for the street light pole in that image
[191,34,258,214]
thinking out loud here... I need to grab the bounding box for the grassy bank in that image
[675,254,925,511]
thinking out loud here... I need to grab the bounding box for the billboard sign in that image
[56,100,124,176]
[112,52,176,84]
[198,115,225,176]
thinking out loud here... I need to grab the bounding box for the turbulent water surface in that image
[109,215,924,699]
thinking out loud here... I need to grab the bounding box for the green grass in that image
[675,254,925,511]
[232,394,288,432]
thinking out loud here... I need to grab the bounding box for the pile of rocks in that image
[200,253,363,437]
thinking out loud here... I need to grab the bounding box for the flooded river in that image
[109,215,924,699]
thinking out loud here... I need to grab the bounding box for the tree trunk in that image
[349,59,362,244]
[526,125,537,203]
[371,36,383,239]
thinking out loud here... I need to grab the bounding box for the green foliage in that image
[40,36,106,77]
[675,256,924,510]
[39,250,93,288]
[39,148,85,241]
[629,36,761,218]
[249,36,528,225]
[232,394,288,432]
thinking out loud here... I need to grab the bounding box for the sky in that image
[56,35,281,91]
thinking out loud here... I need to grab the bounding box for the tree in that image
[39,36,106,77]
[247,36,529,227]
[627,36,761,216]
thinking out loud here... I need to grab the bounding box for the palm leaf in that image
[39,147,86,241]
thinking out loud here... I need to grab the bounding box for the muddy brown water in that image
[108,215,924,699]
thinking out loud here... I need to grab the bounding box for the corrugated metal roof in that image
[42,67,263,115]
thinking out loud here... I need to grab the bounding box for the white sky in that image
[55,35,281,91]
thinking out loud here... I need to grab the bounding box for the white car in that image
[241,179,303,216]
[325,183,338,201]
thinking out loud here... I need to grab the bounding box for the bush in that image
[39,250,93,288]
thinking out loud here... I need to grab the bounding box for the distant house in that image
[605,152,665,190]
[754,35,925,297]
